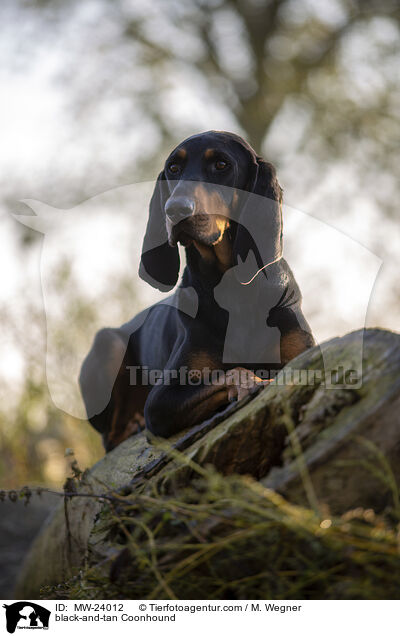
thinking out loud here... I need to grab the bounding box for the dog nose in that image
[165,197,195,224]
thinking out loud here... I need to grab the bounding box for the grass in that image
[42,459,400,600]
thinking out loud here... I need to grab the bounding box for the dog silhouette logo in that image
[3,602,50,633]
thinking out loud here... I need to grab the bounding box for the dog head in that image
[139,131,283,291]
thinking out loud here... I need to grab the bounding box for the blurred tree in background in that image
[0,0,399,487]
[6,0,398,211]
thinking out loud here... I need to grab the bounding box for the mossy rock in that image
[15,328,400,598]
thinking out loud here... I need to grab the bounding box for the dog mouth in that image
[169,215,222,247]
[171,221,194,247]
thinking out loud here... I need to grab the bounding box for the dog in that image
[79,131,315,451]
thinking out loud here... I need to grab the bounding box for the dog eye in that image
[215,160,229,171]
[168,163,181,174]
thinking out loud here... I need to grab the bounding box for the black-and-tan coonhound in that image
[80,131,315,451]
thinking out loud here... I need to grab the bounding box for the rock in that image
[0,494,56,599]
[15,328,400,598]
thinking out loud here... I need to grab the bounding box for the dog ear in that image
[139,170,180,291]
[232,157,283,283]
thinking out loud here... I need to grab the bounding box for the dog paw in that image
[225,367,271,402]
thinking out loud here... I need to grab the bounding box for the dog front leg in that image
[144,367,269,438]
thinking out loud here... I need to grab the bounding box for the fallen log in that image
[15,328,400,598]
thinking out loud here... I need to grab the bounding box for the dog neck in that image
[182,240,231,336]
[183,235,232,295]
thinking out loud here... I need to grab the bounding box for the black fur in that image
[80,131,315,450]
